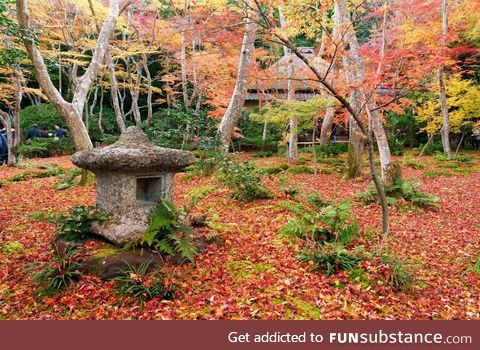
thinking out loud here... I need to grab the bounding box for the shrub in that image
[114,261,176,302]
[20,103,62,137]
[87,107,120,143]
[15,137,75,158]
[139,200,198,263]
[26,248,82,295]
[236,112,281,150]
[356,179,440,208]
[286,165,314,174]
[220,161,272,201]
[279,175,302,198]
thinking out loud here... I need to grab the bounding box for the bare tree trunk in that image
[279,4,298,164]
[105,51,127,132]
[11,64,22,147]
[217,1,257,152]
[123,57,142,126]
[98,85,105,136]
[438,65,451,157]
[439,0,451,158]
[319,98,335,145]
[334,0,365,178]
[17,0,123,151]
[142,54,153,126]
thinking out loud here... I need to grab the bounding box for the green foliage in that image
[286,165,314,174]
[113,261,176,302]
[15,138,75,158]
[279,175,302,198]
[99,134,119,145]
[187,149,227,177]
[55,206,108,241]
[146,106,216,150]
[140,200,198,263]
[356,180,440,208]
[280,199,359,244]
[253,150,277,158]
[381,255,416,290]
[415,139,444,155]
[390,139,405,156]
[280,197,361,275]
[300,144,348,157]
[55,168,83,190]
[457,256,480,276]
[236,112,281,150]
[387,111,421,148]
[87,107,120,143]
[401,156,425,169]
[7,167,65,183]
[434,153,474,164]
[299,243,360,275]
[2,242,25,255]
[26,248,82,296]
[219,161,272,201]
[19,104,62,136]
[256,164,288,175]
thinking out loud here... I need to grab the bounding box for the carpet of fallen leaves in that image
[0,152,479,320]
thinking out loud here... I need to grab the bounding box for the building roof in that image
[248,47,327,102]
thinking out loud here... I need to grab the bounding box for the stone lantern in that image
[72,126,195,245]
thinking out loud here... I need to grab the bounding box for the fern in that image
[139,200,198,263]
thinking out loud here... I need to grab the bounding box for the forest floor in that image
[0,150,479,319]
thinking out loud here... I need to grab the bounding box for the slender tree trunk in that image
[142,54,153,126]
[279,4,298,164]
[438,65,451,157]
[12,64,22,147]
[98,85,105,136]
[320,97,335,145]
[439,0,451,157]
[217,0,257,152]
[105,51,127,132]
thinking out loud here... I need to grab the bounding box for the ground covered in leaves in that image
[0,151,479,319]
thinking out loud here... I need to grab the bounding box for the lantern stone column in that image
[72,126,195,245]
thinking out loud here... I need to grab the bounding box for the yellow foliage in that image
[415,75,480,134]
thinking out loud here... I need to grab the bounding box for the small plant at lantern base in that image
[26,247,83,296]
[113,261,177,302]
